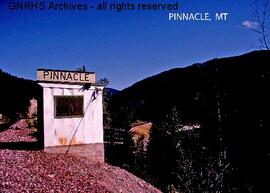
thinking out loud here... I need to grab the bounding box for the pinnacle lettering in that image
[67,73,72,80]
[73,73,79,81]
[85,74,90,81]
[60,72,67,80]
[53,71,59,80]
[43,71,49,78]
[38,70,95,83]
[80,73,84,81]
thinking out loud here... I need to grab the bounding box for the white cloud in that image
[242,20,258,29]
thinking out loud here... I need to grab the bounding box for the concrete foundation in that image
[44,143,104,162]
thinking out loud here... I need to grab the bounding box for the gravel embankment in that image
[0,123,161,193]
[0,150,161,193]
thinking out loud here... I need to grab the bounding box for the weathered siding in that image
[39,83,103,147]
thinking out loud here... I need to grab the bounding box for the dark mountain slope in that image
[117,50,269,120]
[0,69,40,120]
[110,50,270,191]
[104,88,119,95]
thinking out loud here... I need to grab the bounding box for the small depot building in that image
[37,69,104,162]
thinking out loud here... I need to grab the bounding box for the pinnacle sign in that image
[37,69,96,84]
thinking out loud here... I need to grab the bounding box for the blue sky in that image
[0,0,260,90]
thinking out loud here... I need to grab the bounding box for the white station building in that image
[37,69,104,162]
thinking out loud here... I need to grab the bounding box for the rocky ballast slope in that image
[0,149,161,193]
[0,122,161,193]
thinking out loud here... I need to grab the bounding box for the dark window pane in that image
[54,96,84,118]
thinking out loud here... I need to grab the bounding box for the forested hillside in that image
[0,70,40,121]
[108,50,270,192]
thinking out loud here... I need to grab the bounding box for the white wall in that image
[39,83,103,147]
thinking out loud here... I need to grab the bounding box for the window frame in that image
[54,95,84,118]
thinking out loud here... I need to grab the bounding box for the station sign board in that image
[37,69,96,84]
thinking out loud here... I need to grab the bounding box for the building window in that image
[54,96,84,118]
